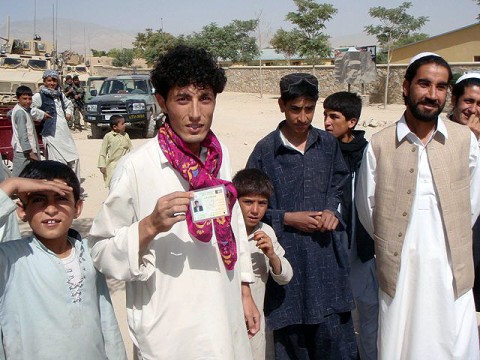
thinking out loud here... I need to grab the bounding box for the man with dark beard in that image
[356,52,480,359]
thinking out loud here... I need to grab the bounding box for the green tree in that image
[184,23,224,56]
[375,32,429,64]
[132,28,153,58]
[394,32,429,48]
[90,49,107,57]
[270,28,303,64]
[285,0,337,62]
[107,48,135,67]
[143,31,178,65]
[364,1,429,107]
[133,29,178,65]
[185,20,259,62]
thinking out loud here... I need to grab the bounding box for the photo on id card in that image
[190,185,229,222]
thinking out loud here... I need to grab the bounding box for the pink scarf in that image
[158,121,238,270]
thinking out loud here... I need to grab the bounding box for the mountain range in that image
[0,17,377,55]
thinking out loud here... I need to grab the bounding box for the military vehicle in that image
[0,38,53,106]
[85,74,162,138]
[61,51,90,87]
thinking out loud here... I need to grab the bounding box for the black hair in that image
[150,45,227,100]
[405,55,452,83]
[403,55,452,104]
[323,91,362,122]
[452,77,480,105]
[19,160,81,202]
[232,168,274,199]
[109,114,125,129]
[16,85,33,98]
[72,75,79,80]
[65,75,72,80]
[280,85,319,103]
[279,73,319,103]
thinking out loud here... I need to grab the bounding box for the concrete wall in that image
[391,24,480,64]
[90,65,151,77]
[224,63,480,104]
[89,62,480,105]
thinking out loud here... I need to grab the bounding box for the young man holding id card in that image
[89,45,259,360]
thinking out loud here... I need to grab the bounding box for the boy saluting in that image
[0,160,126,359]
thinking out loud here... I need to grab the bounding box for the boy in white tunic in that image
[233,168,293,360]
[356,52,480,359]
[10,85,41,176]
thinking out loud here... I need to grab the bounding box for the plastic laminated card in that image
[191,185,230,223]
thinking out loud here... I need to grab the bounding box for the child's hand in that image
[0,178,72,198]
[253,231,274,258]
[99,167,106,174]
[28,152,38,161]
[43,112,52,119]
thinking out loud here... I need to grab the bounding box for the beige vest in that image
[371,120,473,299]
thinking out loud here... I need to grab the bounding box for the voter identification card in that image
[191,185,230,223]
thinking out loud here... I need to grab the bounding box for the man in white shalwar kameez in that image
[356,52,480,360]
[31,70,81,183]
[89,45,260,360]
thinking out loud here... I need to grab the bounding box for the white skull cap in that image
[408,52,441,65]
[456,72,480,84]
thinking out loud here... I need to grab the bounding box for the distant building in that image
[391,23,480,64]
[223,48,331,66]
[246,48,305,66]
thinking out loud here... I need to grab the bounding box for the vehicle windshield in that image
[75,66,87,73]
[0,82,11,92]
[89,79,105,93]
[1,58,22,68]
[99,79,149,95]
[27,59,47,70]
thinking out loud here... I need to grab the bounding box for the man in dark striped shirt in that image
[247,73,356,359]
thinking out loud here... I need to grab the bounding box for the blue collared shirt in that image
[247,121,354,329]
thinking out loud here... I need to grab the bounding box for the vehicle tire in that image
[90,123,103,139]
[143,110,157,138]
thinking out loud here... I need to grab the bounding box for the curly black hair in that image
[150,45,227,100]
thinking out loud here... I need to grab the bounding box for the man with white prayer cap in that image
[356,52,480,359]
[31,70,82,185]
[450,72,480,312]
[450,72,480,138]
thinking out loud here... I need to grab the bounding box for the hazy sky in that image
[2,0,479,42]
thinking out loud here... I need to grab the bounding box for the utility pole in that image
[33,0,36,38]
[52,4,55,69]
[256,10,263,99]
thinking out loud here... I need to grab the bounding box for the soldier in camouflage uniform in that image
[72,75,86,130]
[62,75,75,128]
